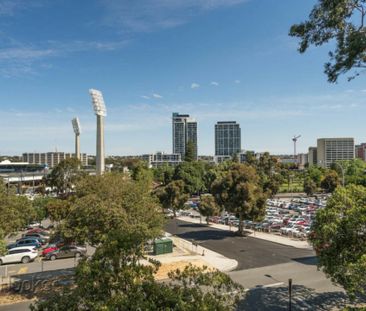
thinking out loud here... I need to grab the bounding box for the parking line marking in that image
[17,267,28,274]
[262,282,284,288]
[245,282,285,292]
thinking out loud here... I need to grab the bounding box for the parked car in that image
[8,238,42,249]
[0,246,38,265]
[44,245,87,261]
[27,228,50,235]
[23,233,49,244]
[26,222,42,229]
[42,244,59,257]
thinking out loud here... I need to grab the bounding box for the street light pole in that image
[334,162,345,187]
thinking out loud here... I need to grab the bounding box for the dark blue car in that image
[8,238,42,250]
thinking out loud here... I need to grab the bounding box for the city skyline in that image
[1,0,366,156]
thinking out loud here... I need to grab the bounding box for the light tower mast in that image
[89,89,107,176]
[292,135,301,165]
[71,117,81,160]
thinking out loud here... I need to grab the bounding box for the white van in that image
[0,246,38,265]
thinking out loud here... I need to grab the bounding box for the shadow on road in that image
[292,256,318,266]
[174,229,237,241]
[237,284,359,311]
[2,268,75,303]
[178,223,207,228]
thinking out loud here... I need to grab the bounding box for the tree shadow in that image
[237,284,365,311]
[292,256,318,266]
[3,268,75,301]
[178,223,206,228]
[173,229,237,241]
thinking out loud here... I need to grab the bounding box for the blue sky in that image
[1,0,366,156]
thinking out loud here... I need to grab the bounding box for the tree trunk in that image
[238,211,244,236]
[206,216,209,225]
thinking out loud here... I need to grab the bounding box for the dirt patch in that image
[155,259,214,280]
[0,292,33,306]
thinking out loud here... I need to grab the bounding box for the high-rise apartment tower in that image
[215,121,241,158]
[172,113,197,160]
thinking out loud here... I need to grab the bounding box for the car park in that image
[44,245,87,261]
[0,246,38,265]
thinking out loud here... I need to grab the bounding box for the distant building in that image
[215,121,241,158]
[0,160,48,188]
[297,153,308,169]
[308,147,317,166]
[355,143,366,161]
[22,152,88,168]
[214,155,232,163]
[172,113,197,160]
[142,152,182,168]
[317,138,354,168]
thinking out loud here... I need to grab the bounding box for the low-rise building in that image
[355,143,366,161]
[142,152,182,168]
[297,153,308,169]
[308,147,317,166]
[23,152,88,168]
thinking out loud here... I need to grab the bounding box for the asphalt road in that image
[165,219,315,271]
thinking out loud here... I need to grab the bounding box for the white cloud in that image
[0,0,43,16]
[141,95,150,99]
[0,39,129,77]
[100,0,249,33]
[152,93,163,99]
[191,83,200,89]
[234,80,240,84]
[210,81,219,86]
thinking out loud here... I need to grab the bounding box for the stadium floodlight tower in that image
[71,117,81,160]
[89,89,107,175]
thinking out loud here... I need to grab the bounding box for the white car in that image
[0,246,38,265]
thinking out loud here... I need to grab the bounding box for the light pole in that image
[89,89,107,176]
[71,117,81,161]
[334,162,345,187]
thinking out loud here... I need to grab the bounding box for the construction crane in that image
[292,135,301,165]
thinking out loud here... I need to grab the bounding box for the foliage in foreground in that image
[290,0,366,82]
[310,185,366,299]
[31,173,243,310]
[31,232,243,310]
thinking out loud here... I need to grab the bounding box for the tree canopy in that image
[56,174,164,247]
[31,173,244,310]
[310,184,366,298]
[155,180,188,217]
[46,158,83,195]
[184,140,196,162]
[290,0,366,82]
[212,163,268,235]
[199,194,220,224]
[0,183,38,255]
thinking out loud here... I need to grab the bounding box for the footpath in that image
[176,216,313,250]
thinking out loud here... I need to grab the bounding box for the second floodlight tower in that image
[71,117,81,160]
[89,89,107,175]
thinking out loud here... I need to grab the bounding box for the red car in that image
[27,228,49,235]
[42,245,59,257]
